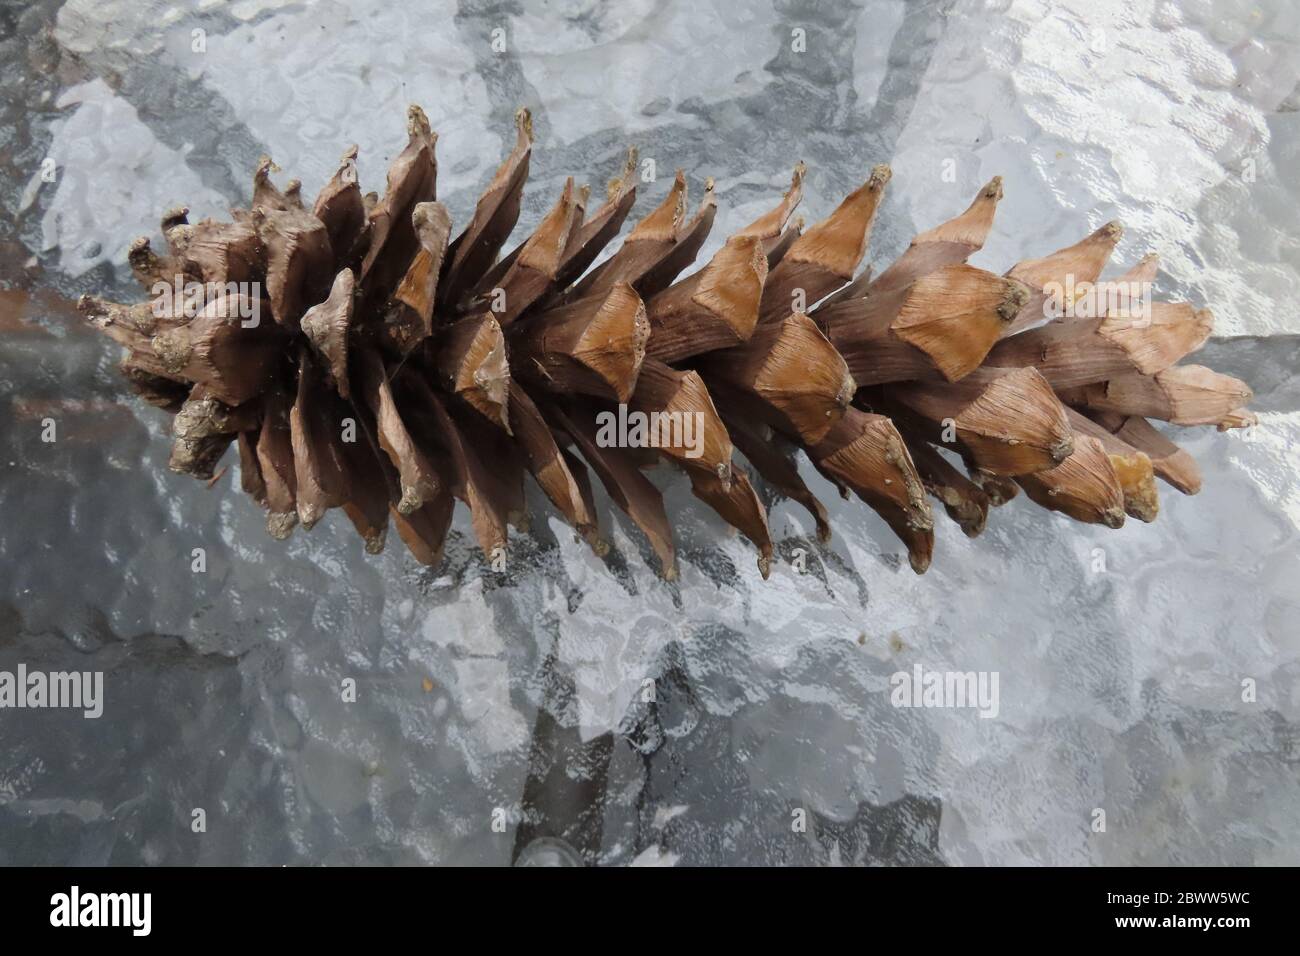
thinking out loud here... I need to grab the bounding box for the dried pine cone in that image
[81,105,1255,579]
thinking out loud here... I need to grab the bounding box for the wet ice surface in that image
[1,0,1298,865]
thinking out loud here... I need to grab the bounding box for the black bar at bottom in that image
[0,865,1280,940]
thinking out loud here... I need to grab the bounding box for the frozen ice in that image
[0,0,1296,865]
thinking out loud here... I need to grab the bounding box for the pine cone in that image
[81,105,1255,580]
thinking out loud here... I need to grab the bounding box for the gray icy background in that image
[1,0,1297,865]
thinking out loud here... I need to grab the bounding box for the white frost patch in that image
[420,579,504,655]
[512,0,780,145]
[652,804,689,828]
[888,0,1295,335]
[174,0,493,201]
[451,657,529,754]
[39,80,226,276]
[629,844,680,867]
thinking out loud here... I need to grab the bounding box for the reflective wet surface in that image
[0,0,1297,865]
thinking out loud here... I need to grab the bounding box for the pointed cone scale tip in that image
[667,170,689,224]
[161,204,189,225]
[515,106,534,144]
[781,163,891,280]
[627,169,688,242]
[406,104,434,143]
[736,162,805,240]
[252,157,280,200]
[412,200,451,232]
[607,145,638,200]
